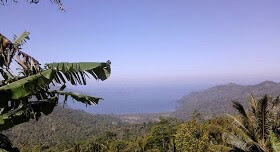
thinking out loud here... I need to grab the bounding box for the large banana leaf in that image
[46,61,111,85]
[0,62,111,101]
[0,69,54,102]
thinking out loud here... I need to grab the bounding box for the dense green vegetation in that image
[3,93,280,152]
[0,77,279,152]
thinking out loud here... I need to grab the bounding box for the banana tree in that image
[0,32,111,131]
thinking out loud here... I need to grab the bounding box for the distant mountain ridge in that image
[172,80,280,119]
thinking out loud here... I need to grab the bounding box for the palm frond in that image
[227,114,248,133]
[224,94,280,152]
[249,94,258,115]
[255,95,271,141]
[232,101,247,118]
[230,126,255,144]
[223,132,248,151]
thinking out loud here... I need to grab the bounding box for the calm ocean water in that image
[64,85,206,114]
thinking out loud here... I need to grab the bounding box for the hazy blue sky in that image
[1,0,280,87]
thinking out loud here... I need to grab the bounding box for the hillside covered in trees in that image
[2,81,280,151]
[3,105,181,151]
[173,81,280,119]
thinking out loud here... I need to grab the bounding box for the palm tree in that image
[0,32,111,131]
[223,94,280,152]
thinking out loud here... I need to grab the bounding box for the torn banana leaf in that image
[46,61,111,85]
[53,90,102,105]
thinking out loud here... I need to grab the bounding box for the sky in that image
[1,0,280,87]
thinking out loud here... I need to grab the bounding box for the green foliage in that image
[191,109,203,122]
[46,61,111,83]
[2,110,182,151]
[175,116,231,152]
[176,121,207,151]
[3,101,279,152]
[270,131,280,152]
[143,118,177,152]
[109,140,128,152]
[223,94,280,152]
